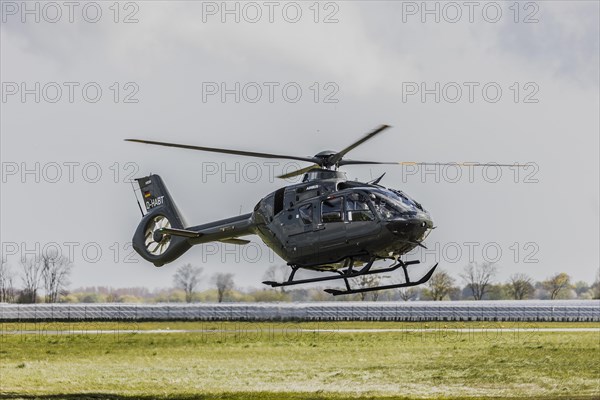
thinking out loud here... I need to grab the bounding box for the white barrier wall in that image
[1,300,598,322]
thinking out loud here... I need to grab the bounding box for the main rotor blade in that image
[328,124,391,166]
[339,160,529,167]
[277,164,321,179]
[125,139,317,164]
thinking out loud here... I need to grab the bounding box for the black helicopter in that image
[126,125,516,295]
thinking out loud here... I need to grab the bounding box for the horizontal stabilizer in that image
[219,238,251,245]
[159,227,202,238]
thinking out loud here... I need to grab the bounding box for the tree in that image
[173,264,203,303]
[262,265,289,292]
[573,281,591,297]
[0,262,16,303]
[485,284,509,300]
[19,257,44,303]
[507,273,534,300]
[398,287,418,301]
[212,273,234,303]
[423,269,455,301]
[543,272,572,300]
[355,275,382,301]
[592,269,600,300]
[460,262,497,300]
[41,251,73,303]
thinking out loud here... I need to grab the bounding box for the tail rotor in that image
[144,215,172,256]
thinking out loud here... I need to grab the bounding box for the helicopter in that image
[126,125,519,295]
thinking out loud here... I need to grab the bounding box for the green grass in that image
[2,320,598,331]
[1,322,598,399]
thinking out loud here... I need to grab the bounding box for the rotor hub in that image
[314,150,339,168]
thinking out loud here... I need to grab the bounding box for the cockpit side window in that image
[346,192,374,222]
[321,197,343,223]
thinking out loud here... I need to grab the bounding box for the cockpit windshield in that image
[369,189,421,219]
[387,189,423,211]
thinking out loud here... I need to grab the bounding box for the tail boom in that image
[131,174,255,267]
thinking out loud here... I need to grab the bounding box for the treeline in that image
[1,259,598,304]
[0,252,72,304]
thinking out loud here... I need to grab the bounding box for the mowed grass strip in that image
[2,320,599,332]
[1,322,598,399]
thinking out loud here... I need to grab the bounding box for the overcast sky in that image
[1,1,598,291]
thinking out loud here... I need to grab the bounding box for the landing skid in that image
[262,258,438,296]
[325,262,438,296]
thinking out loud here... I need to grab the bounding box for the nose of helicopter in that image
[386,212,434,242]
[419,211,434,229]
[414,212,434,236]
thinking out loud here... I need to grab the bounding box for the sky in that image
[1,1,598,292]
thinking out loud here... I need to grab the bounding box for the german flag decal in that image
[144,191,152,198]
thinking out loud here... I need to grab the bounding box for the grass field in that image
[1,321,598,399]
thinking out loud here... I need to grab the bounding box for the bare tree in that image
[41,251,73,303]
[543,272,572,300]
[460,262,497,300]
[593,269,600,300]
[0,262,16,303]
[355,275,381,301]
[398,287,418,301]
[263,265,289,292]
[173,264,203,303]
[212,273,234,303]
[507,273,534,300]
[424,269,455,301]
[20,257,44,303]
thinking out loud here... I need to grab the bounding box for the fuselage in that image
[250,170,434,270]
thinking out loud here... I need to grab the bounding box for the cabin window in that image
[299,204,313,225]
[346,193,374,222]
[321,197,343,223]
[273,188,285,215]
